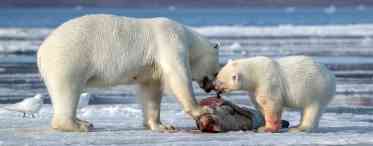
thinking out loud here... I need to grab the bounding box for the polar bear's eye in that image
[232,73,240,81]
[232,75,237,80]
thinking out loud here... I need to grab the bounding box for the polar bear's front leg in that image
[289,104,321,132]
[48,78,93,132]
[160,61,209,120]
[137,81,175,131]
[255,96,283,133]
[257,109,282,133]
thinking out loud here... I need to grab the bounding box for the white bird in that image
[0,94,43,118]
[78,92,91,109]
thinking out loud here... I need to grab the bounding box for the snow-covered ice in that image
[194,24,373,37]
[1,98,373,146]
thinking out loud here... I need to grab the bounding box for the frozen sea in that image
[1,7,373,146]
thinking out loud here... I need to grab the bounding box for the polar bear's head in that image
[191,43,220,93]
[213,61,245,93]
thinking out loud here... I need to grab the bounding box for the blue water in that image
[1,7,373,27]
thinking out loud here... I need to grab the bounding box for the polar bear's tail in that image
[327,67,337,97]
[320,63,337,104]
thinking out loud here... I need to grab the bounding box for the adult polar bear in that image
[37,14,220,132]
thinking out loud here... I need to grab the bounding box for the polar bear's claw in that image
[77,118,94,130]
[148,123,176,132]
[159,123,176,131]
[288,127,312,133]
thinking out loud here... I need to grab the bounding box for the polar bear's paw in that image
[288,127,312,133]
[76,118,94,130]
[146,123,176,132]
[51,117,93,132]
[257,126,279,133]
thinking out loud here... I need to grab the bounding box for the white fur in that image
[215,56,336,132]
[37,14,220,132]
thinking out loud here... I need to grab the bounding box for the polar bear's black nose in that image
[201,76,214,93]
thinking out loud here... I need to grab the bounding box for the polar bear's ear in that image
[232,73,240,82]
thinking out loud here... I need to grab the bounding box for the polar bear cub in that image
[214,56,336,132]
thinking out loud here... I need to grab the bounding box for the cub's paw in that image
[257,126,280,133]
[257,126,267,133]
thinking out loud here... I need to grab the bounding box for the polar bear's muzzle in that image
[213,80,227,94]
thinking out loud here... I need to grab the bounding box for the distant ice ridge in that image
[0,28,50,53]
[192,24,373,37]
[1,24,373,40]
[1,24,373,54]
[0,28,50,40]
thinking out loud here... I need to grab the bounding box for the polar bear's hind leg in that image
[137,81,175,131]
[289,104,322,132]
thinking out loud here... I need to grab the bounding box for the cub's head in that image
[213,61,243,93]
[191,43,220,93]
